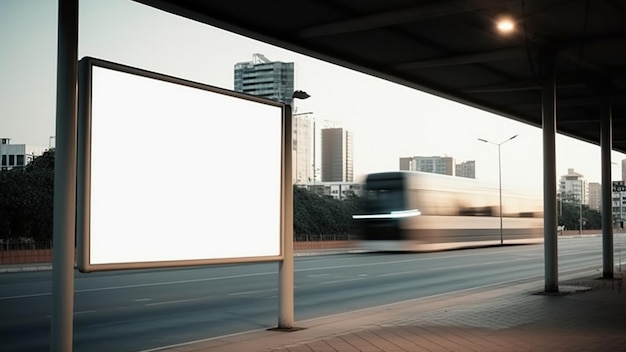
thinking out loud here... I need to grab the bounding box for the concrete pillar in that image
[600,96,614,278]
[542,53,559,293]
[51,0,78,351]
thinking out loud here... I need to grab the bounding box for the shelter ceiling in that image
[136,0,626,153]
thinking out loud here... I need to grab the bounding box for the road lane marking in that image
[2,258,497,300]
[45,310,96,318]
[0,292,50,300]
[146,297,207,306]
[74,310,97,315]
[292,249,543,273]
[228,288,278,296]
[320,277,367,285]
[379,270,417,277]
[0,271,277,300]
[0,248,601,301]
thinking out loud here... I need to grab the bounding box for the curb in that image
[0,249,360,274]
[0,264,53,274]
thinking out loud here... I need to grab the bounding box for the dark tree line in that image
[2,149,610,243]
[1,149,610,243]
[0,149,55,241]
[293,186,361,240]
[0,149,362,242]
[558,201,602,231]
[13,150,607,240]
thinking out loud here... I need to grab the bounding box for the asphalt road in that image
[1,235,623,352]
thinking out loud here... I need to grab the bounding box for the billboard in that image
[613,181,626,193]
[77,57,289,272]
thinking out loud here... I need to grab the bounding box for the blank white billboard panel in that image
[77,57,288,272]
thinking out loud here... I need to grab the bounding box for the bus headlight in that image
[352,209,421,220]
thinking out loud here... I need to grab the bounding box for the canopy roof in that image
[136,0,626,153]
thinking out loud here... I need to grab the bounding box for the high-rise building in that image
[559,168,588,205]
[399,156,454,176]
[321,128,353,182]
[234,53,294,106]
[613,181,626,229]
[455,160,476,178]
[588,182,602,211]
[234,54,304,182]
[0,138,45,171]
[399,157,411,171]
[622,159,626,182]
[292,113,313,184]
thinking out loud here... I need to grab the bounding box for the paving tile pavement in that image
[153,273,625,352]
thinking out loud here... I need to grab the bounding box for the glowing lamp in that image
[495,13,515,34]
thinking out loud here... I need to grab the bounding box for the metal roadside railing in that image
[294,234,359,252]
[0,240,54,265]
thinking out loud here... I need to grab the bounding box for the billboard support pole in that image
[278,105,294,329]
[51,0,78,351]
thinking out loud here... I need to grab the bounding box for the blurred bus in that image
[352,171,543,251]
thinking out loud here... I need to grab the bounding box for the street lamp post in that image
[292,91,313,182]
[579,179,584,234]
[478,134,518,245]
[278,90,310,330]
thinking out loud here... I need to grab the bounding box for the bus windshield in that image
[363,179,406,214]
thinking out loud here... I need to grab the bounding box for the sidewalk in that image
[146,272,625,352]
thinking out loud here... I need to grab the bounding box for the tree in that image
[293,186,361,240]
[0,149,54,241]
[558,201,601,231]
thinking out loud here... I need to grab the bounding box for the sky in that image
[2,0,625,195]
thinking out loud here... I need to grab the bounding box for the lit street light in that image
[478,134,518,245]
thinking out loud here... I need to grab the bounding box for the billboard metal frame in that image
[76,57,290,272]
